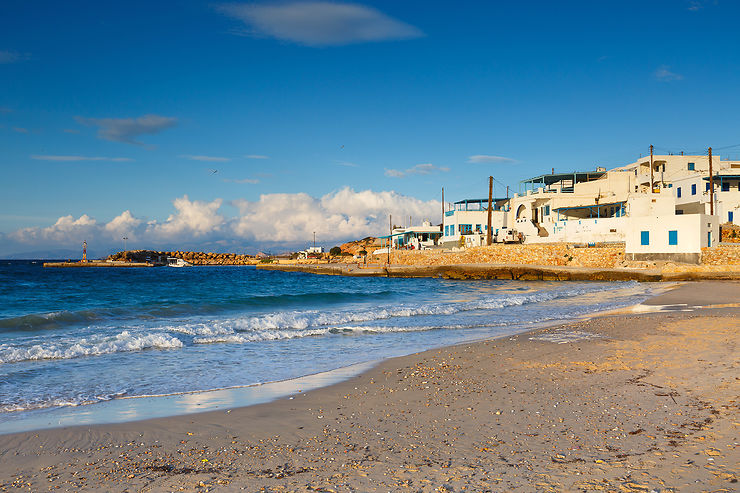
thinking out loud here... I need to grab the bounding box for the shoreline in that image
[0,280,664,436]
[1,281,738,491]
[257,261,740,281]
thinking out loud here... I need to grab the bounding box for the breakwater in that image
[43,261,153,268]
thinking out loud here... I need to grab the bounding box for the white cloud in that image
[232,187,439,242]
[31,155,133,162]
[467,155,517,164]
[147,195,224,238]
[244,154,269,159]
[11,214,98,244]
[337,161,359,168]
[654,65,683,81]
[104,211,142,239]
[219,1,423,46]
[13,127,28,134]
[76,114,178,146]
[181,155,231,162]
[385,163,449,178]
[4,189,440,254]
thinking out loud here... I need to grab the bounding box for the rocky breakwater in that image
[106,250,258,266]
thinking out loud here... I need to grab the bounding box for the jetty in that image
[43,261,154,268]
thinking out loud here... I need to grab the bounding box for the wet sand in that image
[1,282,738,492]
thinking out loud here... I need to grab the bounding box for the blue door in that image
[707,231,711,247]
[730,211,734,223]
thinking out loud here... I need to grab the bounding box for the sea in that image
[0,260,658,433]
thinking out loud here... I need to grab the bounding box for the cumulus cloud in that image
[218,1,423,46]
[181,155,231,162]
[4,189,440,254]
[10,214,98,244]
[467,155,517,164]
[245,154,269,159]
[31,155,133,162]
[385,163,449,178]
[654,65,683,81]
[232,187,439,242]
[147,195,225,239]
[76,114,178,146]
[104,210,142,239]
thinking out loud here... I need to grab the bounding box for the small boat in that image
[167,257,193,268]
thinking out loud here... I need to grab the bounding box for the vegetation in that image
[329,246,342,256]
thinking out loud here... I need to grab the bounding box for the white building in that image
[442,153,740,262]
[390,221,443,250]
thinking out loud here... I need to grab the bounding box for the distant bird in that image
[340,145,344,150]
[210,169,218,174]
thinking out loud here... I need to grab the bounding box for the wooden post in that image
[388,214,392,265]
[441,187,444,224]
[650,144,654,193]
[709,147,714,216]
[487,176,493,246]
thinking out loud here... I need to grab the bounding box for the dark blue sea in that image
[0,260,657,431]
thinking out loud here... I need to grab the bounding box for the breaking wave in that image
[0,331,183,364]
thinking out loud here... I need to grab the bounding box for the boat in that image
[167,257,193,268]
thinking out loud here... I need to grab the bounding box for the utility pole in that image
[123,236,128,253]
[709,147,714,216]
[650,144,654,193]
[487,176,493,246]
[441,187,445,224]
[313,231,316,248]
[388,214,392,265]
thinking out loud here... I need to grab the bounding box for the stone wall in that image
[384,244,626,269]
[701,245,740,265]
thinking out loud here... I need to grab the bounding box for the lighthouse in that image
[82,240,87,262]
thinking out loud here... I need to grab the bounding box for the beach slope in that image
[1,282,738,491]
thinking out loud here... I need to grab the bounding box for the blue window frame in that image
[641,231,650,246]
[706,182,710,192]
[668,230,678,245]
[677,187,682,198]
[544,205,550,216]
[688,162,695,171]
[722,182,730,192]
[691,184,697,195]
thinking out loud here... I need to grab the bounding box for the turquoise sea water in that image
[0,261,656,431]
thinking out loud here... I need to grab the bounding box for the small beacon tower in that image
[82,240,87,262]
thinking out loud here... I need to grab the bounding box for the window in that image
[706,182,710,192]
[641,231,650,246]
[722,182,730,192]
[677,187,682,198]
[544,205,550,216]
[676,209,684,215]
[730,211,734,223]
[668,230,678,246]
[459,224,473,235]
[691,184,697,195]
[688,162,695,171]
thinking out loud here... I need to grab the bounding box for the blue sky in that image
[1,0,739,256]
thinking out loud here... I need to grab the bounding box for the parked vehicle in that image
[493,228,525,244]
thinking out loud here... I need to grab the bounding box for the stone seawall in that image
[257,262,740,281]
[386,244,625,269]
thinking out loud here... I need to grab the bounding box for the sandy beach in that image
[1,282,738,492]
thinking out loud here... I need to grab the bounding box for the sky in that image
[1,0,740,257]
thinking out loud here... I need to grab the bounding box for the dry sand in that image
[1,282,738,492]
